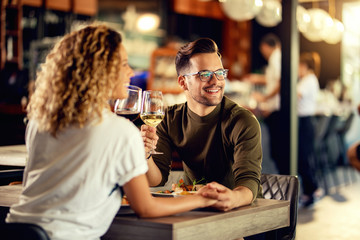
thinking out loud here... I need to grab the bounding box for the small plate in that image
[151,191,197,197]
[151,192,175,198]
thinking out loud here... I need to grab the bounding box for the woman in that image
[6,24,216,239]
[297,52,321,207]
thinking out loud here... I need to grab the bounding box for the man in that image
[245,33,281,113]
[244,33,287,175]
[142,38,263,211]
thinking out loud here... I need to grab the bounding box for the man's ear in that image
[178,75,188,91]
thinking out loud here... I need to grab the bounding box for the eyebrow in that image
[200,68,224,72]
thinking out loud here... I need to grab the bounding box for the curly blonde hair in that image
[27,24,122,136]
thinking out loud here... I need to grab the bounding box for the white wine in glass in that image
[140,114,164,127]
[140,90,165,154]
[114,85,142,122]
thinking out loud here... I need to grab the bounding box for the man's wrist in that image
[146,153,152,160]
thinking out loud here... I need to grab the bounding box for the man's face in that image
[260,43,273,61]
[182,52,225,107]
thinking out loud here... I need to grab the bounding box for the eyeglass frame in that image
[182,69,229,82]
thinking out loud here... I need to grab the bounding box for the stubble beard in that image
[191,89,223,107]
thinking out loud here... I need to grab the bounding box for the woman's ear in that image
[178,75,188,91]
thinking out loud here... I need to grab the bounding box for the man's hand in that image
[251,92,267,103]
[197,182,236,211]
[243,74,266,85]
[140,125,159,155]
[198,182,253,211]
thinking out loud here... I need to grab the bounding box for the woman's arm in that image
[123,174,217,218]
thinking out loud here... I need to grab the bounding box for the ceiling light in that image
[136,13,160,32]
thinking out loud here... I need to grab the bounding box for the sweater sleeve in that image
[229,109,263,200]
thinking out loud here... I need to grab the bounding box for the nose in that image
[207,73,219,84]
[129,66,135,78]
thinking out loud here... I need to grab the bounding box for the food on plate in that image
[176,190,196,195]
[121,195,129,205]
[155,178,205,196]
[156,190,173,194]
[172,178,194,192]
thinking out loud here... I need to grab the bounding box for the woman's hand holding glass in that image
[114,85,142,122]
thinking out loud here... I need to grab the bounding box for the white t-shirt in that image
[265,47,281,112]
[297,73,320,116]
[6,110,148,240]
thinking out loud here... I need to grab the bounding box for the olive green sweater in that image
[153,96,263,199]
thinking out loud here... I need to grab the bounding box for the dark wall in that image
[250,19,277,74]
[166,12,223,50]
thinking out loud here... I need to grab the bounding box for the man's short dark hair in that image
[260,33,280,48]
[175,38,220,76]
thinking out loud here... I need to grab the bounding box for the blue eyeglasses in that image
[183,69,229,82]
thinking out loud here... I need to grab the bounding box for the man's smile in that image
[204,87,222,94]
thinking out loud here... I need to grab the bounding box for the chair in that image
[336,112,354,164]
[335,112,355,184]
[261,173,299,240]
[313,114,341,194]
[0,222,50,240]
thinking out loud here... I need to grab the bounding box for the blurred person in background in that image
[6,24,217,240]
[297,52,321,207]
[244,34,286,174]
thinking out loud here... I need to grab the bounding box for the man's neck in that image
[186,101,217,117]
[187,102,217,117]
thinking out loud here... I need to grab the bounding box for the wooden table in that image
[104,198,289,240]
[0,145,27,167]
[0,185,290,240]
[0,184,22,207]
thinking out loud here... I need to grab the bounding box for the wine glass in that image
[114,85,142,122]
[140,90,165,154]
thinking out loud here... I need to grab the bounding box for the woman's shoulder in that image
[301,73,319,88]
[97,110,141,137]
